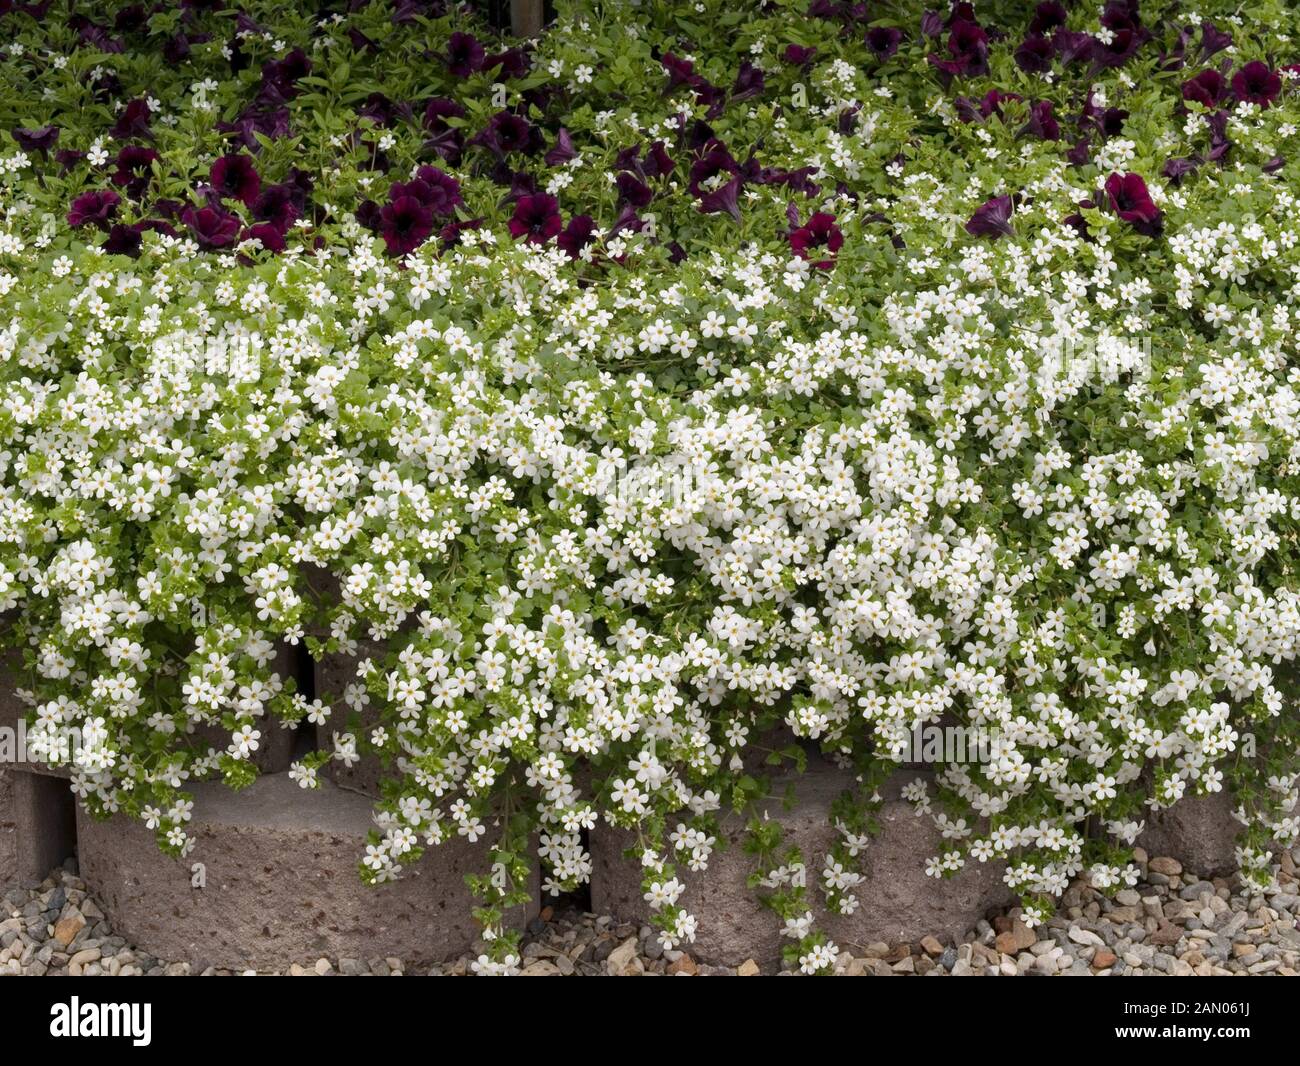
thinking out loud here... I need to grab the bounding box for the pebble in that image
[5,855,1300,977]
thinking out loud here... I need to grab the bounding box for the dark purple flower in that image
[445,32,485,77]
[1021,100,1060,141]
[1029,2,1068,35]
[1104,172,1162,235]
[11,125,58,157]
[355,199,382,232]
[557,214,596,260]
[378,195,434,256]
[424,97,467,131]
[965,195,1014,239]
[251,183,300,230]
[1182,69,1226,108]
[931,18,989,78]
[688,145,738,196]
[210,154,261,206]
[1091,28,1142,69]
[474,111,538,157]
[102,223,142,257]
[1201,22,1233,61]
[1101,0,1142,33]
[661,52,699,90]
[110,145,158,198]
[242,222,286,253]
[1053,29,1095,66]
[484,48,530,80]
[1232,61,1281,109]
[866,27,903,61]
[1014,34,1054,74]
[789,211,843,269]
[545,129,578,167]
[508,193,563,244]
[782,45,817,67]
[646,141,675,179]
[182,204,242,249]
[412,165,463,215]
[67,189,121,230]
[616,171,653,208]
[1162,156,1199,185]
[697,175,743,221]
[731,60,765,103]
[110,98,152,140]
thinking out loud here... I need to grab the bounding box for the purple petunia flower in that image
[110,98,152,140]
[1014,34,1054,74]
[545,128,578,167]
[251,183,301,230]
[697,175,743,221]
[965,195,1014,239]
[930,18,989,78]
[68,189,121,230]
[110,145,158,198]
[1029,2,1068,35]
[445,32,485,78]
[866,27,903,62]
[1232,61,1281,109]
[616,171,653,209]
[102,222,143,257]
[181,204,242,249]
[782,44,817,67]
[557,214,596,260]
[1021,100,1060,141]
[12,125,58,157]
[242,222,286,253]
[210,154,261,206]
[1201,21,1233,61]
[789,211,843,269]
[1104,172,1162,235]
[508,193,563,244]
[474,111,538,157]
[1182,69,1226,108]
[378,195,434,257]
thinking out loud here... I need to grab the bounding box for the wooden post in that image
[510,0,545,37]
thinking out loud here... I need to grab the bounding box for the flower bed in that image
[2,0,1300,974]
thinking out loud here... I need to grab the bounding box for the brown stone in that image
[920,935,945,957]
[53,912,85,947]
[1148,855,1183,877]
[1092,949,1117,970]
[994,918,1037,955]
[666,954,698,976]
[589,763,1013,967]
[1148,920,1184,946]
[77,771,538,969]
[736,958,760,976]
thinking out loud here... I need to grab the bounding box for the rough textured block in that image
[1,645,296,778]
[0,767,77,891]
[77,772,538,969]
[0,645,68,778]
[590,764,1013,966]
[314,641,388,798]
[1137,791,1244,878]
[189,643,300,774]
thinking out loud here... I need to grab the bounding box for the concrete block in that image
[0,767,77,891]
[77,772,538,969]
[314,641,388,797]
[1137,790,1244,878]
[591,763,1012,966]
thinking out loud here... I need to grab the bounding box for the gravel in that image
[3,845,1298,975]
